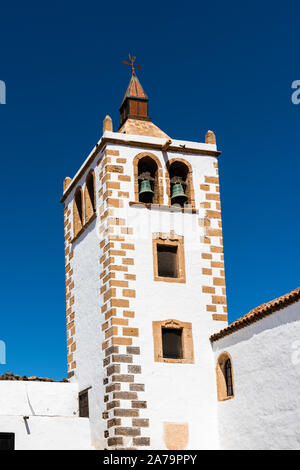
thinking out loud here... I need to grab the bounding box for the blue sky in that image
[0,0,299,379]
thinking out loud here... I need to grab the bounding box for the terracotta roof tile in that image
[118,118,170,139]
[121,71,147,106]
[210,286,300,342]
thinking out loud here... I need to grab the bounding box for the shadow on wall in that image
[23,417,30,435]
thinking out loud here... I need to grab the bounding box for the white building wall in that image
[102,141,226,449]
[64,152,107,450]
[134,233,219,449]
[212,301,300,450]
[0,382,91,449]
[64,133,227,450]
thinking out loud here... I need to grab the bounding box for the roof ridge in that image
[210,286,300,342]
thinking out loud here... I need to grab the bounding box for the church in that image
[0,61,299,450]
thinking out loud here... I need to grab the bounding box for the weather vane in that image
[122,54,142,74]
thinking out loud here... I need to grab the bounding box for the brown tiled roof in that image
[210,287,300,342]
[121,70,148,106]
[118,118,170,139]
[0,372,68,382]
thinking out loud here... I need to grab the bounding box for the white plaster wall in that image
[104,141,228,334]
[0,382,91,449]
[0,416,91,450]
[0,382,79,416]
[101,142,226,449]
[65,152,106,450]
[134,234,219,449]
[66,133,227,450]
[213,301,300,450]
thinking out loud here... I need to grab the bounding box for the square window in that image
[162,327,183,359]
[0,433,15,450]
[157,245,178,278]
[152,234,186,283]
[79,390,89,417]
[153,320,194,364]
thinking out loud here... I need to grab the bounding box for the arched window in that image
[133,152,163,205]
[224,359,233,397]
[216,352,234,401]
[84,170,96,222]
[73,187,83,237]
[166,159,195,208]
[137,156,158,204]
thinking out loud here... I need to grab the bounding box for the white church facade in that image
[0,67,299,450]
[212,287,300,450]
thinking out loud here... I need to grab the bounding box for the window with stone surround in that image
[153,320,194,364]
[73,187,83,237]
[216,352,234,401]
[133,152,163,205]
[84,170,96,222]
[152,233,186,283]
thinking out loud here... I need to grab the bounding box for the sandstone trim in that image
[98,146,151,449]
[165,157,196,208]
[152,232,186,284]
[152,319,194,364]
[216,352,234,401]
[133,152,164,205]
[199,161,228,323]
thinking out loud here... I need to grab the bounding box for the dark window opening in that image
[0,433,15,450]
[168,161,189,207]
[162,328,183,359]
[75,189,83,224]
[157,245,178,278]
[79,390,89,417]
[138,156,157,204]
[225,359,233,397]
[86,172,95,212]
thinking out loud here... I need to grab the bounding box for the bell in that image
[139,179,154,203]
[171,183,188,205]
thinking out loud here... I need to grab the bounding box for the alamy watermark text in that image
[0,80,6,104]
[291,80,300,104]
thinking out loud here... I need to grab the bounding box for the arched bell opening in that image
[73,187,83,237]
[84,170,96,222]
[137,156,158,204]
[168,161,189,207]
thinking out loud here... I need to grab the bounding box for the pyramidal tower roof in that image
[120,70,148,106]
[118,58,169,139]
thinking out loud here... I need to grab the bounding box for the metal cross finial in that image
[122,54,142,74]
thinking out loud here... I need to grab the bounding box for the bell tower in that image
[61,60,228,450]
